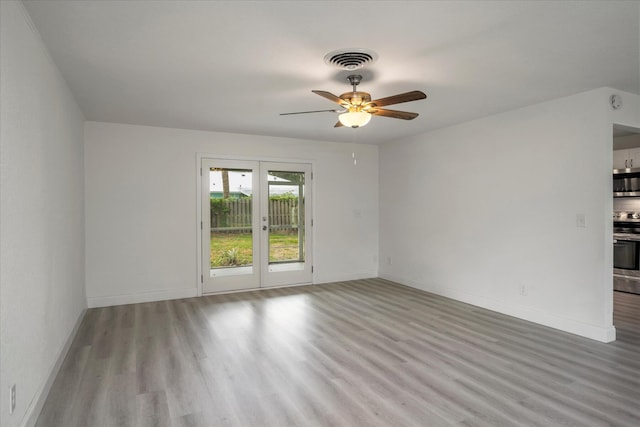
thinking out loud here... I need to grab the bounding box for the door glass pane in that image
[209,167,253,276]
[268,171,304,265]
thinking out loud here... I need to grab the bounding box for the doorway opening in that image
[612,124,640,333]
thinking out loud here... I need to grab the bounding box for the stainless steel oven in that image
[614,239,639,270]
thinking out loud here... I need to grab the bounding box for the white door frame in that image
[201,158,261,293]
[260,162,313,288]
[196,153,315,295]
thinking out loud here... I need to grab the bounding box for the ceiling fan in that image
[281,74,427,128]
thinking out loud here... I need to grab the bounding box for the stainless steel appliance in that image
[613,211,640,294]
[614,239,639,270]
[613,167,640,195]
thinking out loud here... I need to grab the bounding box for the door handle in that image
[262,225,268,231]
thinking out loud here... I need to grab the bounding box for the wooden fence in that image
[211,198,299,232]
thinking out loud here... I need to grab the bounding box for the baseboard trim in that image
[24,308,86,427]
[380,273,616,343]
[316,271,378,285]
[87,288,198,308]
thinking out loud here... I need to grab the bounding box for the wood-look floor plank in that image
[36,280,640,426]
[136,391,171,427]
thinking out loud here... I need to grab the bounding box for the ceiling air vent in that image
[323,48,378,71]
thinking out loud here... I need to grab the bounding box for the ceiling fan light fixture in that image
[339,110,371,128]
[282,72,426,128]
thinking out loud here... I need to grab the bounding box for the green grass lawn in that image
[210,231,301,268]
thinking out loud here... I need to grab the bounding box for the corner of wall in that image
[1,2,87,426]
[378,86,628,344]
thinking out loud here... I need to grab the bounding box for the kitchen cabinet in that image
[613,148,640,169]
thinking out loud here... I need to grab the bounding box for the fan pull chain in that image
[351,126,359,166]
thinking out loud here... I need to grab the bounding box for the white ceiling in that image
[22,0,640,145]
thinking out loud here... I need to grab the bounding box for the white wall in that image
[84,122,378,306]
[0,2,86,426]
[379,87,640,343]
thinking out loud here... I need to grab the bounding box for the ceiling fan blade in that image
[369,91,426,107]
[280,109,341,116]
[312,90,350,106]
[370,108,419,120]
[334,121,344,128]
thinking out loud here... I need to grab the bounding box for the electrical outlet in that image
[9,384,15,415]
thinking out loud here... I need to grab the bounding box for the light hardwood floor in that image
[36,279,640,426]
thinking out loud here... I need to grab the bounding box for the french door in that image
[201,159,312,293]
